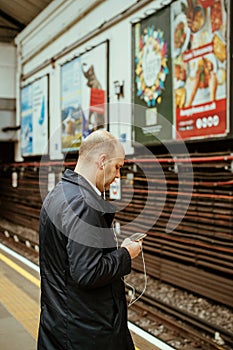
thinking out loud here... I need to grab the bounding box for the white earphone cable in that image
[103,163,106,200]
[127,247,147,307]
[113,225,147,307]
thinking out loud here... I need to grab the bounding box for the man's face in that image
[96,143,125,193]
[103,156,124,190]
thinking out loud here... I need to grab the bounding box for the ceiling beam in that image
[0,25,19,31]
[0,9,25,30]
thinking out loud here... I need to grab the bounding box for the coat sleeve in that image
[63,197,131,289]
[67,240,131,288]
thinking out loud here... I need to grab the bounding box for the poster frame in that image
[131,0,230,146]
[172,0,229,141]
[131,7,173,146]
[60,40,109,154]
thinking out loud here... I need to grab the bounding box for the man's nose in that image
[115,169,121,178]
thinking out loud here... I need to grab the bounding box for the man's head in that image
[75,130,125,192]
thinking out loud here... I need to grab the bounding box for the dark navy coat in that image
[38,169,134,350]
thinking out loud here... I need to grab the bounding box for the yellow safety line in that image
[0,271,40,339]
[0,253,40,287]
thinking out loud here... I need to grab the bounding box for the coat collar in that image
[62,169,117,214]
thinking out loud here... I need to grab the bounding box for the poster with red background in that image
[171,0,228,140]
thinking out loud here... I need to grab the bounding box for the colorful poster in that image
[132,7,173,145]
[61,41,108,152]
[171,0,228,139]
[21,76,48,156]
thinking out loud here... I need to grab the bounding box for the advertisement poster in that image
[132,6,173,145]
[61,41,108,152]
[21,75,48,156]
[109,178,121,200]
[171,0,228,139]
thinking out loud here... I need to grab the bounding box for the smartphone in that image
[129,233,147,242]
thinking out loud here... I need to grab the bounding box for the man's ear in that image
[98,154,107,169]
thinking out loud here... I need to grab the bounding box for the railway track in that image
[127,288,233,350]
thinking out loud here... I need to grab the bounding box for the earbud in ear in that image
[102,161,105,168]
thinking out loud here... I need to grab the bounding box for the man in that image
[38,130,142,350]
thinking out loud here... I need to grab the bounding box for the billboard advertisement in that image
[20,75,48,156]
[61,41,108,152]
[132,6,173,144]
[171,0,228,139]
[132,0,228,144]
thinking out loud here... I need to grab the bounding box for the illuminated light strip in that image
[0,243,40,272]
[0,244,174,350]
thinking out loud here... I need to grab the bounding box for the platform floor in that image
[0,303,35,350]
[0,244,171,350]
[0,247,40,350]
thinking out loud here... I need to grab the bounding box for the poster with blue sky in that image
[21,75,48,156]
[61,41,108,152]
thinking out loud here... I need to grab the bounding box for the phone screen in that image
[129,233,147,241]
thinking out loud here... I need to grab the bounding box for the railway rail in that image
[127,289,233,350]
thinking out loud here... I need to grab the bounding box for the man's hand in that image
[121,238,142,259]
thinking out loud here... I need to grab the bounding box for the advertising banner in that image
[132,6,173,145]
[171,0,228,139]
[61,41,108,152]
[21,75,48,156]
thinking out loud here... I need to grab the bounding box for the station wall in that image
[0,43,17,142]
[14,0,174,160]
